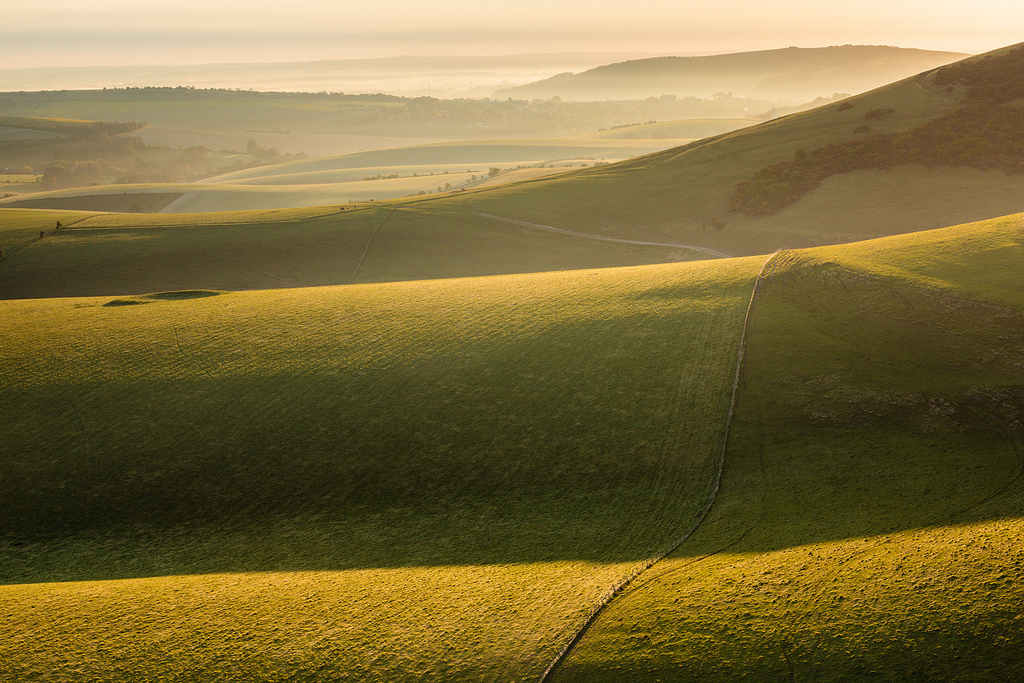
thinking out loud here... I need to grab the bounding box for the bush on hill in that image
[864,107,895,120]
[933,45,1024,104]
[731,46,1024,216]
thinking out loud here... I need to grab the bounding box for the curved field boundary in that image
[447,210,733,259]
[537,249,781,683]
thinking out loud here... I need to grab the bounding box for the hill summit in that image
[494,45,967,103]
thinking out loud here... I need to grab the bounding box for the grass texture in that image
[550,213,1024,681]
[0,256,762,681]
[0,205,704,299]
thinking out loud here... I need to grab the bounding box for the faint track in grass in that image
[537,249,781,683]
[423,210,733,259]
[348,208,394,284]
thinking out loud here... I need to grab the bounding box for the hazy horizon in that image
[3,0,1021,70]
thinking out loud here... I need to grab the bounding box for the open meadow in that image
[0,256,762,680]
[2,207,1022,681]
[0,205,710,299]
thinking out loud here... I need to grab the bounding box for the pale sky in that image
[3,0,1022,68]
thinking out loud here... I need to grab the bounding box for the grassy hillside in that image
[495,46,967,102]
[0,205,712,299]
[12,46,1022,259]
[398,43,1024,257]
[549,212,1024,681]
[731,45,1024,216]
[203,138,684,182]
[0,256,761,681]
[4,46,1024,296]
[2,204,1021,680]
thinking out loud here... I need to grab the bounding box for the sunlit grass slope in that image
[0,205,704,299]
[0,256,762,681]
[552,213,1024,681]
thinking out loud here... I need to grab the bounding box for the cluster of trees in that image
[38,136,312,189]
[40,161,106,190]
[0,87,847,142]
[245,139,307,164]
[15,119,152,188]
[111,146,219,185]
[731,103,1024,215]
[41,142,218,189]
[42,155,185,189]
[933,45,1024,104]
[0,118,145,141]
[864,107,895,120]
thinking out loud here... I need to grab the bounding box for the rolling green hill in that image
[3,45,1024,299]
[205,138,678,182]
[0,208,96,254]
[495,45,967,102]
[549,212,1024,681]
[1,209,1022,680]
[0,255,762,681]
[10,44,1024,265]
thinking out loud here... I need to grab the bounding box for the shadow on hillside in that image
[2,384,1022,586]
[3,250,1024,585]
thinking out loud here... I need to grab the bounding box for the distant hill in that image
[443,43,1024,258]
[494,45,968,102]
